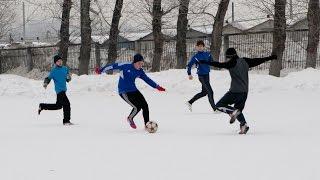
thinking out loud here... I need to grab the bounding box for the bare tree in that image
[107,0,124,67]
[175,0,190,69]
[151,0,164,72]
[79,0,92,75]
[59,0,72,66]
[306,0,320,68]
[150,0,179,72]
[269,0,286,77]
[210,0,230,61]
[0,2,16,40]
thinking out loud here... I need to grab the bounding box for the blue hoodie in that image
[100,63,158,94]
[48,66,69,94]
[187,51,213,76]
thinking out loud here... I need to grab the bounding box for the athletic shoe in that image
[239,124,249,134]
[127,117,137,129]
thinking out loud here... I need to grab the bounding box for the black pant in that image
[120,91,149,125]
[216,91,248,126]
[189,74,215,109]
[40,91,71,123]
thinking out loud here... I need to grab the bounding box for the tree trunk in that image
[79,0,92,75]
[175,0,190,69]
[306,0,320,68]
[151,0,163,72]
[59,0,72,66]
[269,0,286,77]
[107,0,124,67]
[210,0,230,61]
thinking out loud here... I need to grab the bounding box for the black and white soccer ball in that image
[145,121,158,133]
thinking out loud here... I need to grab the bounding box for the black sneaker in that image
[38,105,42,115]
[229,109,241,124]
[239,124,249,134]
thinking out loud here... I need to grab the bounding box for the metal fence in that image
[0,29,319,74]
[226,29,320,70]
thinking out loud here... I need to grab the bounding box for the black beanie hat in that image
[133,53,144,63]
[225,48,237,58]
[53,55,62,63]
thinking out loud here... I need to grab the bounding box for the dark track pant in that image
[120,91,149,125]
[40,91,71,124]
[189,74,215,109]
[216,91,248,126]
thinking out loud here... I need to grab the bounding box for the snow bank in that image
[1,68,320,97]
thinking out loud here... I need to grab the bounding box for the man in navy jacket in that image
[186,40,216,112]
[97,53,165,130]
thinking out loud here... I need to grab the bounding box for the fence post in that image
[135,40,141,53]
[26,47,33,72]
[0,50,2,74]
[223,34,229,58]
[95,43,101,68]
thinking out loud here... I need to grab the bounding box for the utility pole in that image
[232,2,234,22]
[22,1,26,41]
[289,0,293,19]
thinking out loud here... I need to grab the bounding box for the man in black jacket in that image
[199,48,277,134]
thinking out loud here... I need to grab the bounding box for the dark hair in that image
[133,53,144,63]
[196,40,205,47]
[53,55,62,63]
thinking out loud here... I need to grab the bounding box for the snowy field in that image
[0,68,319,180]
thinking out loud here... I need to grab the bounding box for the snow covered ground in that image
[0,68,319,180]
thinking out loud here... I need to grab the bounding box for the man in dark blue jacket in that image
[38,55,73,125]
[97,53,165,130]
[186,40,216,112]
[199,48,277,134]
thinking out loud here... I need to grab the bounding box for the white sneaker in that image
[186,102,192,112]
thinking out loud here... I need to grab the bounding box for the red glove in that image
[95,67,101,74]
[156,86,165,92]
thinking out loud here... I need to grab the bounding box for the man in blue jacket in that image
[186,40,216,112]
[38,55,72,125]
[96,53,165,130]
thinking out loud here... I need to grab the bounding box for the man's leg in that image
[39,93,63,112]
[199,75,215,109]
[135,91,150,125]
[216,92,236,114]
[233,93,248,126]
[120,92,142,129]
[59,92,71,124]
[188,76,208,104]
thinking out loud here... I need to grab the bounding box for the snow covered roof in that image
[120,31,152,42]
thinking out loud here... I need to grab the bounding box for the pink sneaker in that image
[127,118,137,129]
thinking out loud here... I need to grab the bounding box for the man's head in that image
[53,55,63,66]
[225,48,238,61]
[133,53,144,70]
[195,40,205,52]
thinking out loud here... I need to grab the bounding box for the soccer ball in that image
[145,121,158,133]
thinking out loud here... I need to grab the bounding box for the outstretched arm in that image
[244,55,277,68]
[199,58,237,69]
[99,63,126,74]
[139,71,158,89]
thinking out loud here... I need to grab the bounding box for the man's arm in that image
[99,62,127,74]
[199,58,237,69]
[244,55,277,68]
